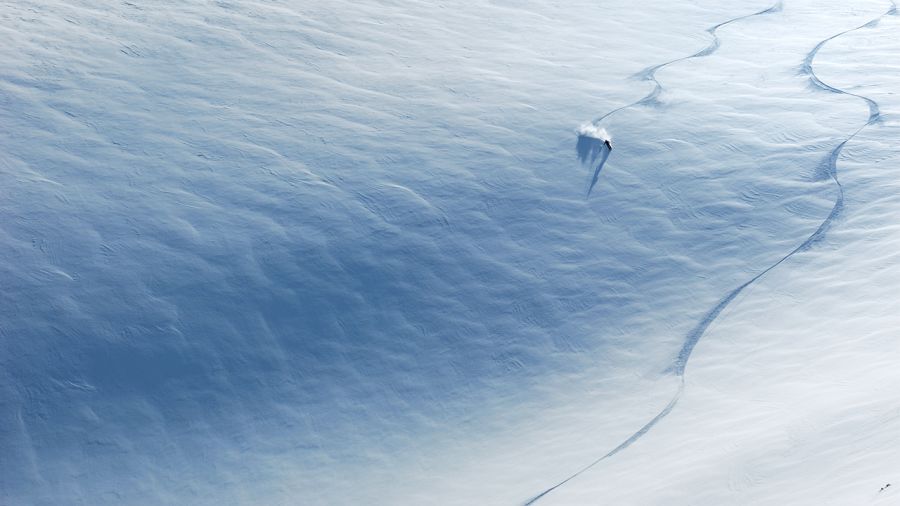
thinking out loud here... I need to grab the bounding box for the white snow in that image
[2,0,899,504]
[577,124,610,142]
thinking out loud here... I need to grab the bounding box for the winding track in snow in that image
[594,2,784,124]
[581,2,783,195]
[529,2,895,503]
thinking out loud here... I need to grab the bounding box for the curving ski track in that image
[581,2,783,196]
[601,2,783,122]
[531,2,894,504]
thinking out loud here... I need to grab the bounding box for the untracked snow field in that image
[2,0,900,504]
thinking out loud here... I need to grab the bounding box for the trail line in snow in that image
[598,2,783,122]
[529,2,894,503]
[579,2,783,196]
[676,0,896,379]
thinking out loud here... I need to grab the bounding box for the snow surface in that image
[2,0,900,504]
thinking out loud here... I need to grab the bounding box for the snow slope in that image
[2,0,899,504]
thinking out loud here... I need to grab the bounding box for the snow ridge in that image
[526,1,895,503]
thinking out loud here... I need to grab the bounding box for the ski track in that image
[597,1,784,124]
[528,1,894,504]
[580,1,783,197]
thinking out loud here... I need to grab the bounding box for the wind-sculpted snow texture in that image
[3,0,900,504]
[528,4,785,503]
[538,2,900,505]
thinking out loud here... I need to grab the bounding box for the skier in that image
[604,139,612,150]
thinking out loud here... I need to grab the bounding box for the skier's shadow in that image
[576,134,605,164]
[577,134,611,197]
